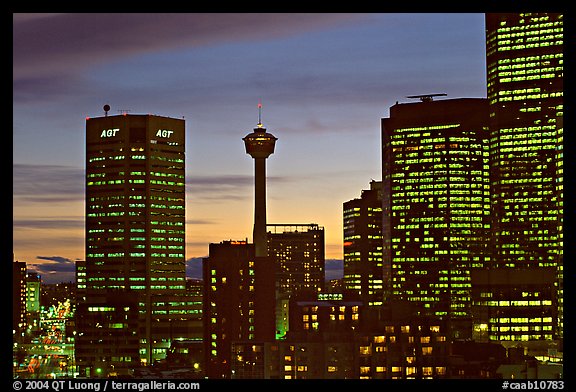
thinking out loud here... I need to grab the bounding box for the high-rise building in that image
[485,13,563,340]
[202,240,275,378]
[381,97,491,339]
[75,259,87,304]
[267,223,325,338]
[78,110,196,373]
[13,259,27,339]
[343,180,384,307]
[268,224,325,298]
[26,273,42,332]
[26,273,41,313]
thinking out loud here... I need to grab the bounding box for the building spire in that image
[257,100,263,128]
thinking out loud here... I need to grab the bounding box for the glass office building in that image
[79,113,195,370]
[343,181,384,307]
[486,13,563,339]
[381,98,490,339]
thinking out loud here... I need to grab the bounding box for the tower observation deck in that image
[243,103,277,257]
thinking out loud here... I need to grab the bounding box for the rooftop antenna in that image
[406,93,447,103]
[118,109,131,115]
[103,104,110,117]
[257,100,263,128]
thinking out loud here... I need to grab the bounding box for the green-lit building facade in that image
[343,180,384,307]
[79,113,199,374]
[381,98,491,340]
[485,13,563,340]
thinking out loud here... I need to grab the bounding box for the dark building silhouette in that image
[231,299,456,379]
[202,240,275,378]
[75,292,140,377]
[343,180,384,308]
[75,259,86,304]
[13,259,27,339]
[485,12,563,340]
[78,112,198,375]
[381,97,491,340]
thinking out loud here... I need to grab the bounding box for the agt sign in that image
[101,128,120,137]
[156,129,174,138]
[100,129,175,138]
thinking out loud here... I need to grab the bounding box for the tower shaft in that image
[254,157,268,257]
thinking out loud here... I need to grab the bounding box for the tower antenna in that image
[257,100,263,128]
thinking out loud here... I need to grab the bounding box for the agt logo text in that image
[101,128,120,137]
[156,129,174,138]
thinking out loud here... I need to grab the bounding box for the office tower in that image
[202,240,275,378]
[26,273,41,313]
[343,180,384,307]
[485,13,563,339]
[267,223,325,338]
[26,273,41,332]
[75,259,87,304]
[13,259,27,339]
[381,97,490,339]
[79,110,195,373]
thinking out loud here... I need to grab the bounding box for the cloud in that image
[12,164,293,206]
[13,13,367,91]
[36,255,77,264]
[27,256,78,283]
[185,219,214,225]
[186,174,294,202]
[13,219,84,229]
[13,164,84,202]
[26,256,206,283]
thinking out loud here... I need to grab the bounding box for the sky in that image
[13,13,488,283]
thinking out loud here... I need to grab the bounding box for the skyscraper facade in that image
[485,13,563,339]
[267,223,325,338]
[26,273,41,313]
[202,240,275,378]
[343,180,384,307]
[268,224,325,296]
[79,113,195,372]
[13,259,27,338]
[381,98,491,339]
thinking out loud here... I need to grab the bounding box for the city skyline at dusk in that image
[13,13,488,282]
[12,12,564,380]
